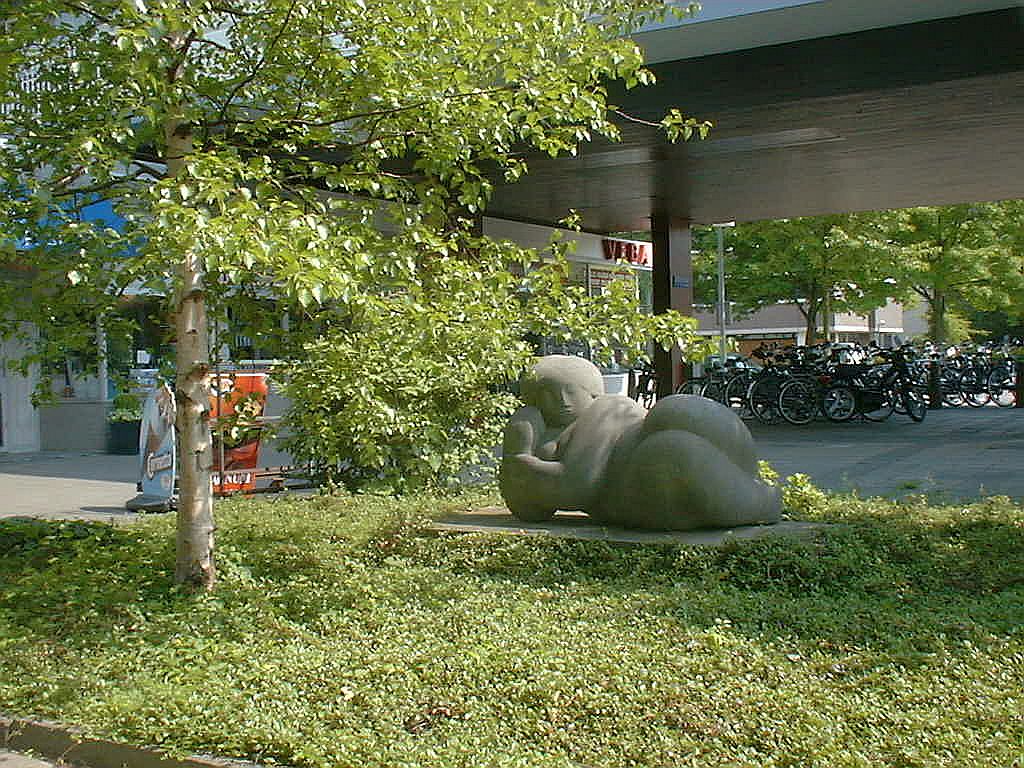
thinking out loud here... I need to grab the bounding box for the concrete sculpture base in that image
[431,507,824,546]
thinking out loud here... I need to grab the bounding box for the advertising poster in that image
[210,370,269,494]
[588,265,638,298]
[137,383,176,507]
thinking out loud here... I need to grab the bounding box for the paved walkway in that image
[0,451,140,523]
[0,408,1021,523]
[0,750,58,768]
[747,406,1024,501]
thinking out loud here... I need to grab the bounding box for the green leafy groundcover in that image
[1,486,1022,768]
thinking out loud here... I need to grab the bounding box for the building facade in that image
[692,300,906,357]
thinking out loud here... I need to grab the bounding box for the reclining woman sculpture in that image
[499,355,782,530]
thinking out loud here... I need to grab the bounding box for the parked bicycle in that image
[630,361,658,408]
[818,345,927,422]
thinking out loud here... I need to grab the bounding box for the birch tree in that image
[1,0,705,589]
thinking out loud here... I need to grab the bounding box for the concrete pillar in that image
[0,328,41,452]
[650,214,693,397]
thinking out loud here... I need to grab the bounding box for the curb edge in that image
[1,715,266,768]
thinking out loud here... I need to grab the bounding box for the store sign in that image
[210,371,269,494]
[602,239,652,268]
[139,383,176,502]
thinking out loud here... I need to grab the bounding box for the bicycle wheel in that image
[861,386,896,422]
[777,378,817,425]
[903,386,928,422]
[987,365,1017,407]
[940,368,965,407]
[959,368,990,408]
[675,377,706,396]
[749,377,783,424]
[821,383,856,422]
[723,373,755,420]
[700,380,725,403]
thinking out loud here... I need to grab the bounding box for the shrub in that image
[278,240,705,492]
[278,280,529,492]
[107,392,142,423]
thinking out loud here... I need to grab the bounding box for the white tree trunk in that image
[165,116,216,590]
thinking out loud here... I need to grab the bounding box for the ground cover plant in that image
[1,482,1022,767]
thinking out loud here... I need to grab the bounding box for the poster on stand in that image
[125,382,176,512]
[210,370,269,494]
[140,383,176,499]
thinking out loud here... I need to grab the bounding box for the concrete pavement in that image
[0,452,141,523]
[747,406,1024,501]
[0,408,1021,524]
[0,751,58,768]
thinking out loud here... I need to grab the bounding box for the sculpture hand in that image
[502,406,546,457]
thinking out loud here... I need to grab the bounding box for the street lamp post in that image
[714,222,735,365]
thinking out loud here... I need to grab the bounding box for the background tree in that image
[1,0,705,589]
[692,214,903,343]
[882,202,1024,342]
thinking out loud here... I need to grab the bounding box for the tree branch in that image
[611,109,660,128]
[216,0,301,125]
[280,85,516,129]
[947,277,995,288]
[61,1,114,24]
[168,29,199,84]
[208,3,262,17]
[204,83,518,133]
[192,37,234,54]
[290,15,329,123]
[52,170,148,199]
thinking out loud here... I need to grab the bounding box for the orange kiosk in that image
[210,370,269,494]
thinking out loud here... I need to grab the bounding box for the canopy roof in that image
[486,2,1024,231]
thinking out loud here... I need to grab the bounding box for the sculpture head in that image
[521,355,604,428]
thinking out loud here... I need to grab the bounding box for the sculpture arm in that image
[500,396,645,517]
[501,452,576,504]
[502,406,546,457]
[506,397,645,511]
[500,406,587,514]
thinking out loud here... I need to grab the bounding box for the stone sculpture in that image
[499,355,782,530]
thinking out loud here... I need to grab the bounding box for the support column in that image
[650,214,693,398]
[0,326,42,452]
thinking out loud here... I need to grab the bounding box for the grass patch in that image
[1,485,1022,767]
